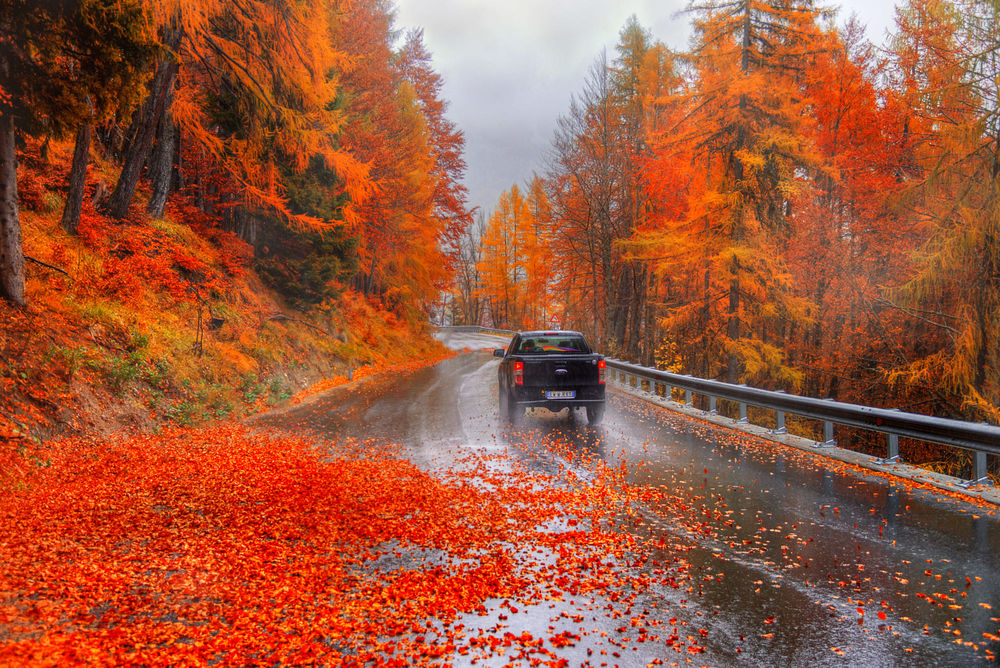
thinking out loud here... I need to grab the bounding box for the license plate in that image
[545,390,575,400]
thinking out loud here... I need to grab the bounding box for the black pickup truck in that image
[493,330,606,425]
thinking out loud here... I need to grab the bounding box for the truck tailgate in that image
[521,355,599,387]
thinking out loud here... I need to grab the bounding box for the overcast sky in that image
[394,1,900,218]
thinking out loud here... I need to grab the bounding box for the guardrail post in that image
[708,396,717,415]
[685,388,693,407]
[885,434,900,462]
[959,450,991,489]
[974,451,988,486]
[878,410,901,464]
[817,399,837,447]
[737,385,749,423]
[772,390,787,435]
[774,410,786,434]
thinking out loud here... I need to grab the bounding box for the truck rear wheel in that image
[586,404,605,425]
[499,385,520,424]
[507,390,521,424]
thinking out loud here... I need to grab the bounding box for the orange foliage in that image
[0,422,676,664]
[146,0,371,232]
[73,204,217,303]
[475,180,554,329]
[334,0,468,322]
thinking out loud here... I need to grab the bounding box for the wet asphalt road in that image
[255,331,1000,666]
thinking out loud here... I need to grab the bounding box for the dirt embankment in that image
[1,149,445,447]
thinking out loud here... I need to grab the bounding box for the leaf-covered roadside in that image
[0,423,685,666]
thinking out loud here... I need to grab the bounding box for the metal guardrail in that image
[436,325,516,336]
[435,326,999,487]
[605,358,1000,487]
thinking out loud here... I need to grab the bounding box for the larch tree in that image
[451,211,487,325]
[547,49,630,348]
[640,0,829,385]
[473,178,554,329]
[785,17,917,405]
[336,0,448,321]
[476,185,528,329]
[521,176,555,328]
[59,0,155,234]
[107,0,370,231]
[544,18,665,358]
[0,0,152,305]
[887,0,1000,422]
[608,17,654,360]
[398,29,473,267]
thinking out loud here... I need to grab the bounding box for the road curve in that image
[253,330,1000,666]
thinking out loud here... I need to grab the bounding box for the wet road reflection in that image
[255,332,1000,665]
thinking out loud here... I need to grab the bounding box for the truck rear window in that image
[516,335,590,354]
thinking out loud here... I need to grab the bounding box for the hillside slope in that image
[1,139,447,447]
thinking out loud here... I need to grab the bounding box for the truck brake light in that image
[598,359,606,384]
[514,361,524,385]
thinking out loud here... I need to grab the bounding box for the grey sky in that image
[394,1,900,217]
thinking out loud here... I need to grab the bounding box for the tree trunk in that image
[61,122,92,234]
[0,112,26,306]
[727,275,740,384]
[107,31,180,220]
[174,122,185,191]
[627,263,646,360]
[147,85,176,218]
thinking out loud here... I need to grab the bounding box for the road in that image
[255,330,1000,666]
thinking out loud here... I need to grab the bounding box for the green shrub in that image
[143,358,171,388]
[240,373,266,402]
[267,377,290,403]
[166,400,202,426]
[45,345,88,379]
[102,351,144,395]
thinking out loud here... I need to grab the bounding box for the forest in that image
[0,0,468,439]
[454,0,1000,445]
[0,0,997,464]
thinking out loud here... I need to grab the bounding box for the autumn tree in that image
[335,0,468,323]
[606,17,655,358]
[548,50,632,347]
[476,185,527,328]
[627,1,830,385]
[475,181,553,329]
[521,176,555,327]
[543,18,668,358]
[107,0,370,232]
[885,0,1000,422]
[776,17,919,406]
[0,0,152,305]
[399,29,473,265]
[451,211,487,325]
[339,2,433,315]
[60,0,154,234]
